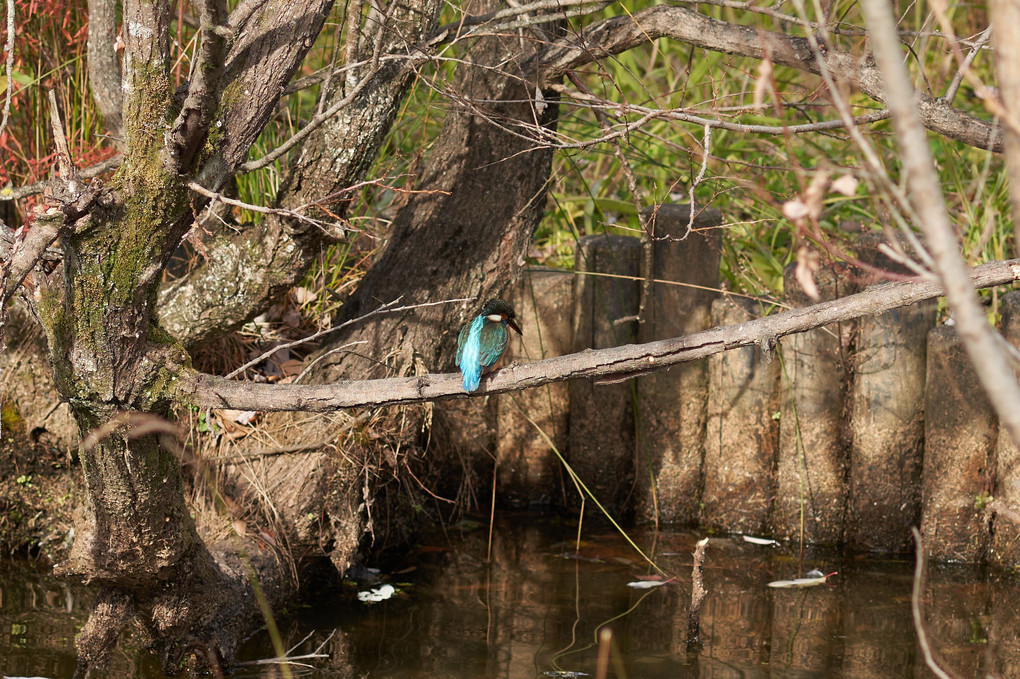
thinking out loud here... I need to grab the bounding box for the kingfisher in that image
[456,298,523,392]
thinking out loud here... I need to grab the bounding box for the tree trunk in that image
[29,0,332,668]
[32,120,280,674]
[320,32,559,383]
[158,0,443,349]
[238,9,562,563]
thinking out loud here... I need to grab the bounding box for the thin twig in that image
[910,528,954,679]
[687,124,711,239]
[566,71,653,322]
[187,181,352,236]
[944,26,992,104]
[1,155,121,202]
[280,1,609,97]
[534,4,1001,152]
[430,0,609,41]
[210,439,337,463]
[0,0,13,140]
[459,81,895,151]
[225,296,473,380]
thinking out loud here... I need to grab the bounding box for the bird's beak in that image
[508,318,523,335]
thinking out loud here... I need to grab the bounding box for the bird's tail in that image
[461,364,481,392]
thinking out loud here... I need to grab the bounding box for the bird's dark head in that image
[480,298,522,335]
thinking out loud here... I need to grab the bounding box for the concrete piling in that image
[495,267,573,507]
[701,295,780,535]
[921,324,997,562]
[568,234,641,513]
[772,262,855,544]
[846,239,936,553]
[990,291,1020,569]
[634,204,722,525]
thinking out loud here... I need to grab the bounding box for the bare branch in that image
[456,80,895,150]
[0,0,14,140]
[184,259,1020,412]
[533,5,1002,152]
[211,0,335,176]
[341,0,365,75]
[226,0,266,33]
[0,155,122,203]
[238,62,383,173]
[552,87,894,138]
[0,97,107,308]
[160,0,443,347]
[163,0,229,174]
[279,0,611,97]
[1,214,64,303]
[240,0,598,173]
[861,0,1020,448]
[87,0,124,139]
[944,26,992,104]
[186,181,350,237]
[431,0,609,39]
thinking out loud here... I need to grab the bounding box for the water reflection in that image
[2,517,1019,678]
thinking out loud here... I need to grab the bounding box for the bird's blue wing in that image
[477,322,509,370]
[457,316,485,391]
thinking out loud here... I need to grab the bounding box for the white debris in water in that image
[358,583,396,603]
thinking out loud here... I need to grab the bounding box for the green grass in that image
[6,0,1010,315]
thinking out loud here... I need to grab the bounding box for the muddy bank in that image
[0,437,77,560]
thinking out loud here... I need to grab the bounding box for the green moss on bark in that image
[38,60,192,411]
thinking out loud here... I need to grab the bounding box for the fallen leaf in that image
[742,535,779,546]
[768,571,836,588]
[627,579,668,589]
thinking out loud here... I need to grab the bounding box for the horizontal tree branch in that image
[533,5,1002,152]
[0,155,122,203]
[184,258,1020,413]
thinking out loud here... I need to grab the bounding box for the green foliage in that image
[538,2,1003,304]
[6,0,1012,319]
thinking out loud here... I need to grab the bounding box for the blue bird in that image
[456,298,523,392]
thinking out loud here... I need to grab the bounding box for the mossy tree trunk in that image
[24,0,338,670]
[34,39,245,679]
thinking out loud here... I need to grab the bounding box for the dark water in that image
[2,516,1019,678]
